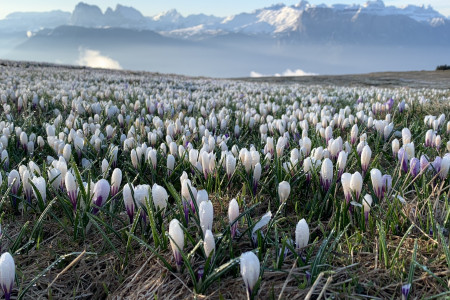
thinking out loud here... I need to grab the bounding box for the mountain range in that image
[1,1,449,77]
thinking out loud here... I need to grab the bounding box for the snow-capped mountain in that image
[2,1,446,36]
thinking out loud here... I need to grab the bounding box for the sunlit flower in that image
[240,251,260,300]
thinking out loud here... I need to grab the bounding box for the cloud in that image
[76,48,122,70]
[250,68,316,77]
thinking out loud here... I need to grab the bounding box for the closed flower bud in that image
[167,154,175,176]
[152,183,168,211]
[439,156,450,181]
[199,200,213,236]
[65,172,78,210]
[31,176,46,203]
[226,154,236,179]
[228,198,239,238]
[341,172,352,203]
[295,218,309,251]
[92,179,110,214]
[278,181,290,203]
[361,145,372,175]
[350,124,358,145]
[0,252,15,300]
[169,219,184,269]
[203,229,215,258]
[425,129,434,147]
[410,157,420,178]
[8,170,20,195]
[240,251,260,299]
[196,189,208,207]
[123,183,134,223]
[392,139,399,157]
[252,163,262,194]
[370,168,383,200]
[397,148,409,173]
[363,194,373,223]
[110,168,122,197]
[320,158,333,192]
[350,171,363,202]
[147,149,157,169]
[337,150,348,178]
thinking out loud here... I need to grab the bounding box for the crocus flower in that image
[401,283,411,300]
[110,168,122,197]
[320,158,333,192]
[382,174,392,196]
[31,176,46,203]
[295,218,309,251]
[336,151,348,179]
[240,251,260,300]
[341,172,352,203]
[398,148,409,173]
[361,145,372,176]
[392,139,400,157]
[123,183,134,223]
[92,179,110,214]
[0,252,15,300]
[370,168,383,200]
[22,170,32,203]
[167,154,175,176]
[409,157,420,178]
[350,124,358,145]
[226,154,236,179]
[199,200,213,236]
[203,229,215,258]
[148,149,157,170]
[228,198,239,238]
[278,181,291,203]
[169,219,184,270]
[7,170,20,196]
[350,172,363,202]
[253,163,261,194]
[439,156,450,181]
[363,194,373,224]
[152,183,168,212]
[65,172,77,210]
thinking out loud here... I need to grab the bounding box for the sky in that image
[0,0,449,19]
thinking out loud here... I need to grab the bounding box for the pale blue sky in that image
[0,0,449,19]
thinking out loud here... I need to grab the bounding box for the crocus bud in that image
[148,149,157,169]
[123,183,134,223]
[361,145,372,175]
[110,168,122,197]
[336,151,348,178]
[320,158,333,192]
[370,169,383,200]
[341,172,352,203]
[228,198,239,238]
[199,200,213,236]
[65,172,77,210]
[152,183,168,211]
[401,283,411,300]
[295,218,309,251]
[63,144,72,162]
[240,251,260,300]
[382,174,392,196]
[7,170,20,195]
[398,148,409,173]
[131,149,139,169]
[425,129,434,147]
[278,181,290,203]
[363,194,373,223]
[0,252,15,300]
[226,154,236,179]
[92,179,110,214]
[203,229,215,258]
[350,172,362,202]
[439,156,450,181]
[32,176,46,203]
[252,163,262,194]
[350,124,358,145]
[409,157,420,178]
[22,170,32,203]
[167,154,175,176]
[20,131,28,151]
[392,139,399,157]
[196,189,208,207]
[169,219,184,269]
